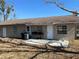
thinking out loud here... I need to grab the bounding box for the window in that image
[32,26,43,35]
[13,26,17,34]
[37,26,42,31]
[57,25,67,34]
[32,26,42,32]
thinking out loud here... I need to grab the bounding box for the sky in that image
[6,0,79,19]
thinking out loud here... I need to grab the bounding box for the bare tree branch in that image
[45,0,79,16]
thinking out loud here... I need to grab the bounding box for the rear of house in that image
[0,15,79,40]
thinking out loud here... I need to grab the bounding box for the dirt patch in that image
[0,51,78,59]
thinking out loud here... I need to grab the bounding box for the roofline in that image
[0,15,79,26]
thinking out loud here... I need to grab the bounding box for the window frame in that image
[13,25,17,34]
[56,25,67,34]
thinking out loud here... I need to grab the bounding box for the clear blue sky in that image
[8,0,79,19]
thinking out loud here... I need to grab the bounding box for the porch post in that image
[3,27,7,37]
[47,25,54,39]
[29,26,31,35]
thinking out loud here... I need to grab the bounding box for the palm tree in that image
[0,0,14,22]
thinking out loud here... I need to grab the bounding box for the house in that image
[0,15,79,40]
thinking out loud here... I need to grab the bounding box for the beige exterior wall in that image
[42,26,47,39]
[54,24,75,40]
[6,25,27,38]
[0,25,47,39]
[6,25,47,39]
[0,26,3,37]
[0,23,76,40]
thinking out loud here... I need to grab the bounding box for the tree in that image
[0,0,14,22]
[45,0,79,16]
